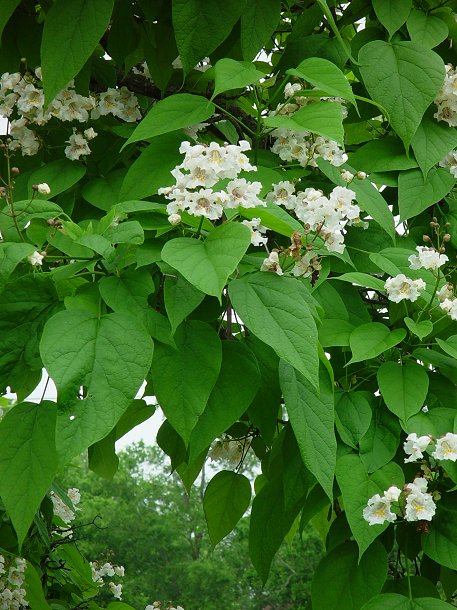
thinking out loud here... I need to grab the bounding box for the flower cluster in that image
[159,140,265,222]
[439,149,457,178]
[0,555,27,610]
[90,561,125,600]
[267,182,366,254]
[384,246,448,303]
[145,602,184,610]
[438,282,457,320]
[0,68,140,158]
[363,477,436,526]
[208,436,250,467]
[434,64,457,127]
[50,487,80,526]
[404,432,457,463]
[269,82,348,168]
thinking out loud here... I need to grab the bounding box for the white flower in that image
[241,218,268,246]
[340,169,354,183]
[261,251,283,275]
[284,82,302,98]
[225,178,263,209]
[67,488,80,505]
[405,478,436,522]
[36,182,50,195]
[168,213,182,225]
[266,181,297,210]
[384,274,426,303]
[440,297,457,320]
[114,565,125,577]
[403,433,432,463]
[84,127,97,140]
[28,251,44,266]
[363,493,397,525]
[438,283,454,302]
[432,433,457,461]
[64,130,91,160]
[422,406,429,413]
[109,582,122,599]
[408,246,448,270]
[383,486,402,502]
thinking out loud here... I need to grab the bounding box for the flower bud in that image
[423,234,431,242]
[36,182,51,195]
[356,171,367,180]
[168,213,181,225]
[340,169,354,183]
[443,233,451,242]
[10,167,19,176]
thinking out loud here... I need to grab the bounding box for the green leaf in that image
[229,272,319,388]
[335,391,372,449]
[405,317,433,340]
[0,242,35,291]
[151,320,222,444]
[204,470,251,547]
[24,562,52,610]
[407,10,449,49]
[240,200,303,237]
[189,341,260,461]
[212,58,264,98]
[436,335,457,361]
[377,361,429,422]
[240,0,281,60]
[362,594,452,609]
[264,101,344,144]
[335,454,404,557]
[319,319,354,347]
[123,94,215,147]
[311,540,387,610]
[0,0,20,41]
[288,57,356,104]
[120,132,186,200]
[349,323,406,364]
[88,429,119,479]
[348,138,418,173]
[28,160,86,200]
[164,274,205,334]
[422,494,457,571]
[333,273,386,291]
[398,168,455,221]
[40,310,153,461]
[411,116,457,178]
[162,223,251,298]
[359,404,401,473]
[349,172,396,240]
[172,0,246,75]
[372,0,412,39]
[359,41,445,149]
[0,402,58,548]
[41,0,115,103]
[280,362,336,499]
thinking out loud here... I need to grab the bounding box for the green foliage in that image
[2,0,457,607]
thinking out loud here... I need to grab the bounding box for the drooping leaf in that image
[150,320,222,444]
[189,341,260,461]
[348,138,418,173]
[377,361,429,422]
[398,168,455,221]
[162,223,251,298]
[422,494,457,571]
[264,101,344,144]
[240,0,281,60]
[0,0,21,41]
[411,116,457,178]
[361,594,453,609]
[0,402,58,548]
[229,272,319,388]
[123,94,215,147]
[336,454,404,557]
[40,310,153,461]
[172,0,246,75]
[405,318,433,340]
[212,58,264,98]
[312,540,387,610]
[204,471,251,547]
[288,56,356,104]
[407,10,449,49]
[436,335,457,361]
[41,0,115,103]
[335,391,372,449]
[372,0,412,39]
[359,404,401,473]
[349,323,406,364]
[24,562,53,610]
[0,242,35,291]
[120,132,186,200]
[164,274,205,334]
[280,362,336,499]
[359,40,445,149]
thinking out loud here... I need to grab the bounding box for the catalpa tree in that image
[1,0,457,608]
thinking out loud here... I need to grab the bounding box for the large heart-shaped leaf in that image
[162,222,251,298]
[359,40,445,149]
[377,361,429,422]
